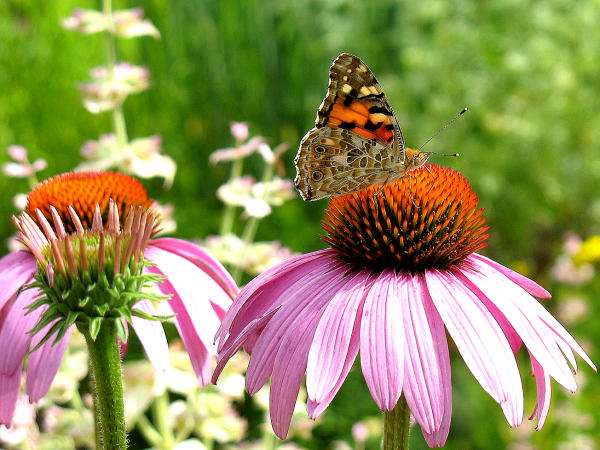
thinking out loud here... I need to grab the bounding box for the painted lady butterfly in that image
[294,53,432,201]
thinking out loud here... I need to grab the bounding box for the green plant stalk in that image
[103,0,129,149]
[81,319,127,449]
[136,413,162,447]
[219,155,244,236]
[383,395,411,450]
[135,414,162,447]
[231,161,274,282]
[152,389,175,448]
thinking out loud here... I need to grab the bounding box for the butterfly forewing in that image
[316,53,405,151]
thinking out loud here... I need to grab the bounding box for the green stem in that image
[113,106,129,148]
[230,161,274,282]
[103,0,129,149]
[231,216,258,283]
[382,395,411,450]
[219,156,244,236]
[103,0,116,68]
[136,413,162,447]
[152,390,175,448]
[81,319,127,450]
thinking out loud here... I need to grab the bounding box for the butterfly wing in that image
[316,53,405,155]
[294,127,399,201]
[295,53,406,200]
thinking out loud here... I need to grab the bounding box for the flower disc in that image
[26,171,152,232]
[322,164,489,273]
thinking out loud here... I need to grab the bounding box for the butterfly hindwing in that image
[294,127,398,201]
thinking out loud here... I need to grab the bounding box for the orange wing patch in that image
[327,99,396,144]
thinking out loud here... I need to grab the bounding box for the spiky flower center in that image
[322,164,489,273]
[15,171,165,343]
[26,171,152,232]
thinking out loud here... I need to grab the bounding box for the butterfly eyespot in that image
[315,146,326,153]
[310,163,317,168]
[312,170,324,181]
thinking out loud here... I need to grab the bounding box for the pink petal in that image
[0,289,43,375]
[306,271,370,406]
[149,237,238,301]
[147,267,212,385]
[0,251,36,310]
[401,274,450,438]
[359,270,404,411]
[245,265,349,395]
[0,369,21,426]
[270,312,321,439]
[212,309,278,384]
[469,253,550,298]
[26,324,72,402]
[215,249,337,350]
[529,352,552,429]
[146,246,224,353]
[306,315,361,419]
[131,299,170,373]
[459,259,595,390]
[424,270,524,426]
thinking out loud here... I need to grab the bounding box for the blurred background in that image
[1,0,599,449]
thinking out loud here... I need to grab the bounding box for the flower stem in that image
[153,389,175,448]
[232,215,259,283]
[103,0,129,149]
[383,395,411,450]
[81,319,127,449]
[219,156,244,236]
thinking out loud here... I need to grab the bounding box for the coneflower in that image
[0,171,237,448]
[213,164,595,448]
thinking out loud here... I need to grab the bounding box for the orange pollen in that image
[26,172,153,233]
[321,164,489,273]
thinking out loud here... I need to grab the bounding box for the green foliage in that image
[1,0,598,448]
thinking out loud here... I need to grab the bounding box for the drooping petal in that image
[149,237,238,301]
[529,352,552,430]
[306,312,361,419]
[145,246,224,353]
[424,270,524,426]
[0,289,43,375]
[131,299,169,373]
[26,323,72,402]
[306,270,370,407]
[147,267,212,385]
[245,265,349,395]
[401,274,450,438]
[360,270,404,411]
[212,309,278,384]
[0,369,21,426]
[469,253,550,299]
[215,249,337,350]
[459,258,595,390]
[0,251,36,310]
[270,312,321,439]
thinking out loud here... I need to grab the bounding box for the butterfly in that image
[294,53,432,201]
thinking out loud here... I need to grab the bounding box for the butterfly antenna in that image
[417,107,468,154]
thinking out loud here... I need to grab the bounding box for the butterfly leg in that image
[406,174,419,209]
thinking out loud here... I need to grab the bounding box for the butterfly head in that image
[403,148,432,172]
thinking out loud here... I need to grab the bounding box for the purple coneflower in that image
[0,171,237,430]
[213,164,595,447]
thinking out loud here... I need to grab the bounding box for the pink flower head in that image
[0,171,237,426]
[230,122,250,142]
[213,165,595,447]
